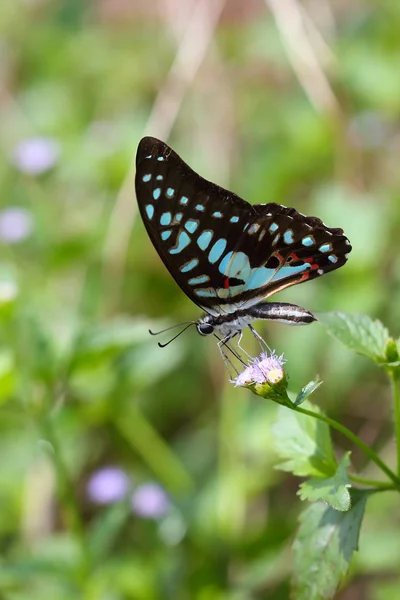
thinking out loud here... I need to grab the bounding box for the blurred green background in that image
[0,0,400,598]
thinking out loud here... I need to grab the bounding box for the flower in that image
[11,137,60,175]
[131,482,170,519]
[0,208,33,243]
[233,351,290,403]
[256,351,287,383]
[87,466,129,505]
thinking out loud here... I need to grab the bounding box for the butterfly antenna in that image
[156,323,195,348]
[149,322,194,336]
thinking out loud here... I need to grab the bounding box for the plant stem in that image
[389,372,400,477]
[292,404,400,486]
[41,415,91,583]
[349,473,399,491]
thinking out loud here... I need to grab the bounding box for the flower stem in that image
[292,404,400,486]
[389,372,400,477]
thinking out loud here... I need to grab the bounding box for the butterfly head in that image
[196,315,215,336]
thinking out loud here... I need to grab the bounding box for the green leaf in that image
[295,378,323,406]
[271,400,337,478]
[385,338,399,364]
[88,501,132,565]
[292,489,369,600]
[298,453,352,511]
[317,311,389,362]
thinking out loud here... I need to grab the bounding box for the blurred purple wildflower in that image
[12,137,60,175]
[131,482,170,519]
[233,351,286,388]
[0,208,33,243]
[87,466,129,505]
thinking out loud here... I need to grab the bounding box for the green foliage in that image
[1,1,400,598]
[294,378,323,406]
[272,400,336,478]
[292,490,369,600]
[298,454,351,512]
[317,312,389,363]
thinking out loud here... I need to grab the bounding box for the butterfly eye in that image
[197,323,214,336]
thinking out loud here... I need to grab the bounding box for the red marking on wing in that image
[223,277,229,289]
[303,257,319,270]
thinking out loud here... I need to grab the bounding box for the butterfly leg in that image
[248,325,271,353]
[236,331,254,360]
[215,333,246,377]
[217,337,238,378]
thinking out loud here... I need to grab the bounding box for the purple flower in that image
[255,351,287,384]
[234,351,286,388]
[12,137,60,175]
[87,466,129,505]
[0,208,33,243]
[131,483,170,519]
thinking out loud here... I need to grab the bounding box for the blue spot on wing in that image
[302,236,314,247]
[195,288,218,298]
[169,231,191,254]
[208,239,227,264]
[219,251,250,281]
[245,267,276,291]
[160,212,171,226]
[197,230,213,250]
[161,230,172,241]
[145,205,154,220]
[181,258,199,272]
[153,188,161,200]
[188,275,209,285]
[184,220,198,234]
[319,243,331,253]
[283,230,294,244]
[273,263,309,281]
[142,174,151,182]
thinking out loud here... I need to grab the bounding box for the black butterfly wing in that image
[135,136,256,311]
[215,202,352,311]
[135,137,351,316]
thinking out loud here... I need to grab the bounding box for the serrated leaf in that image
[271,400,336,478]
[292,489,369,600]
[298,453,351,511]
[317,311,389,362]
[295,378,323,406]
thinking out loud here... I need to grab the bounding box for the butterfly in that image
[135,136,351,359]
